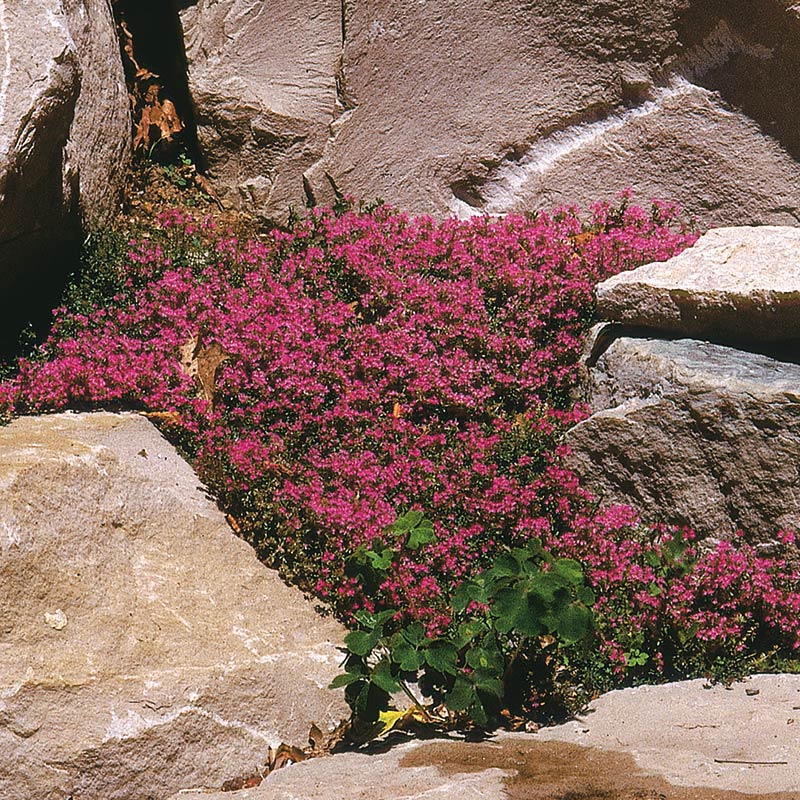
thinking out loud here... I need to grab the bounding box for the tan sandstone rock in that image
[0,0,130,347]
[564,336,800,540]
[179,0,341,222]
[0,412,348,800]
[181,1,800,227]
[171,675,800,799]
[596,226,800,343]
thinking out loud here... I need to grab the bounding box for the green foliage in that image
[333,511,595,731]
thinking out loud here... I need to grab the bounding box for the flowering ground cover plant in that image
[3,196,800,729]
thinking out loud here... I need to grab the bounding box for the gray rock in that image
[0,0,130,343]
[564,336,800,540]
[0,412,348,800]
[596,226,800,343]
[179,0,341,222]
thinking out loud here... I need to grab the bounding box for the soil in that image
[402,739,800,800]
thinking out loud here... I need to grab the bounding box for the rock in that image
[0,0,130,348]
[596,226,800,343]
[179,0,341,222]
[0,412,348,800]
[168,740,511,800]
[181,1,800,227]
[564,336,800,540]
[171,675,800,799]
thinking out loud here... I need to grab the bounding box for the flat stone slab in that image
[565,336,800,539]
[596,226,800,342]
[170,675,800,799]
[0,412,348,800]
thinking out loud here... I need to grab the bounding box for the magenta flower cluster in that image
[4,196,797,683]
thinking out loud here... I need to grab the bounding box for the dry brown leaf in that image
[179,335,229,403]
[141,410,183,427]
[268,743,307,772]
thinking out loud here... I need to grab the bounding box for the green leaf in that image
[552,558,584,586]
[366,548,394,571]
[353,609,377,629]
[371,659,402,694]
[345,629,379,656]
[445,677,477,712]
[469,697,490,727]
[555,602,593,644]
[401,622,426,646]
[408,523,436,550]
[577,585,597,606]
[491,553,522,578]
[393,510,424,533]
[472,669,503,699]
[452,580,486,613]
[491,584,525,634]
[451,620,484,650]
[425,640,459,675]
[329,672,363,689]
[465,642,504,674]
[390,637,423,672]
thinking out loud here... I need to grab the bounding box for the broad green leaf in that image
[371,659,402,694]
[401,622,426,646]
[555,602,593,644]
[452,580,486,613]
[345,629,379,656]
[577,585,597,606]
[445,677,477,712]
[366,548,394,571]
[470,697,490,727]
[552,558,584,586]
[472,669,503,699]
[425,640,459,675]
[491,553,522,578]
[465,643,504,673]
[390,638,423,672]
[451,620,483,650]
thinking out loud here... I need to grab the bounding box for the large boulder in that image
[596,226,800,344]
[180,1,800,226]
[0,0,130,348]
[179,0,341,222]
[171,675,800,799]
[564,336,800,541]
[0,412,348,800]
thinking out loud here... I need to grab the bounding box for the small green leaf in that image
[329,672,363,689]
[345,629,379,656]
[393,510,424,533]
[577,585,597,606]
[408,524,436,550]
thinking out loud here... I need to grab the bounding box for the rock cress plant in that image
[3,197,799,722]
